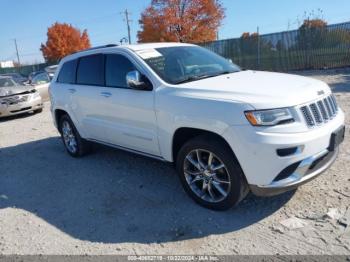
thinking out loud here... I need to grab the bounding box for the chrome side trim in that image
[122,132,153,141]
[87,138,167,162]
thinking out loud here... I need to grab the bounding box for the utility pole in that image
[257,26,261,70]
[13,38,21,67]
[123,9,132,44]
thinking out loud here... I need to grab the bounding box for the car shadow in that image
[0,111,38,122]
[0,137,294,244]
[330,74,350,93]
[323,72,350,93]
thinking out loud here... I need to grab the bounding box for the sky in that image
[1,0,350,64]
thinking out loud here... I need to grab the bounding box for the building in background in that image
[0,61,14,68]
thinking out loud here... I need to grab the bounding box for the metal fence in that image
[201,21,350,72]
[2,22,350,75]
[0,63,50,76]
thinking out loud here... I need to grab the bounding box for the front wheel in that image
[176,135,248,210]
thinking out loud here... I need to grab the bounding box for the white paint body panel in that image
[32,83,50,102]
[50,43,345,187]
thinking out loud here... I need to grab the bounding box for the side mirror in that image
[126,70,152,90]
[226,58,233,64]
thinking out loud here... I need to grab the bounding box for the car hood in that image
[178,70,331,109]
[0,85,35,97]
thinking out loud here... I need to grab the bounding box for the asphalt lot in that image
[0,69,349,255]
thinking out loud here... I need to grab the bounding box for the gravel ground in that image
[0,69,349,255]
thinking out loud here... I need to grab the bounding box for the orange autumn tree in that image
[41,22,91,63]
[138,0,225,43]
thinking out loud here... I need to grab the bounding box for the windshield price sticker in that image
[136,49,163,59]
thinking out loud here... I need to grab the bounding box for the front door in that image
[97,53,160,156]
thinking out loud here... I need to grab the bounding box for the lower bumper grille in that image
[10,107,32,113]
[273,150,335,182]
[250,148,339,197]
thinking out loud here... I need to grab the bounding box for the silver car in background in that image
[45,65,58,79]
[0,76,43,118]
[27,71,51,101]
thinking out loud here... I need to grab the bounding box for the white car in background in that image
[28,72,51,101]
[45,65,58,79]
[0,76,43,118]
[49,43,345,210]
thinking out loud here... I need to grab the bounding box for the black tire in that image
[34,108,43,114]
[58,114,90,157]
[176,135,248,211]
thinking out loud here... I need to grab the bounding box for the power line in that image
[21,52,42,57]
[72,12,120,26]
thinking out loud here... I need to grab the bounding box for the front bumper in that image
[0,96,43,118]
[250,147,338,196]
[222,108,345,192]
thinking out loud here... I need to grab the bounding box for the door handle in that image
[100,92,112,98]
[68,88,76,94]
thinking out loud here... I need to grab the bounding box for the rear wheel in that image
[59,114,90,157]
[176,135,248,210]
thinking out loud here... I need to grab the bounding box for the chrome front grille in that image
[300,95,338,127]
[0,95,29,105]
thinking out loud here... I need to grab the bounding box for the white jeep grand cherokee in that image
[50,43,345,210]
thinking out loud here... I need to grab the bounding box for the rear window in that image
[76,54,104,86]
[57,59,77,84]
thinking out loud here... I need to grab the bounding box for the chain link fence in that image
[0,63,51,76]
[201,21,350,72]
[1,22,350,75]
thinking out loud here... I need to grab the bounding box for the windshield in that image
[138,46,240,85]
[0,78,17,88]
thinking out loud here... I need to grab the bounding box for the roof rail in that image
[73,44,119,54]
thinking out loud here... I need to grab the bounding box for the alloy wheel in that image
[61,120,78,154]
[183,149,231,203]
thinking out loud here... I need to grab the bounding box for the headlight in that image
[33,91,40,98]
[245,108,294,126]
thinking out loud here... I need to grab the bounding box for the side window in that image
[32,73,50,85]
[57,59,77,84]
[77,54,104,86]
[105,54,136,88]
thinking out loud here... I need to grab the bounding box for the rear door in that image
[73,54,107,141]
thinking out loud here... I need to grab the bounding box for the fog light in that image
[277,147,299,157]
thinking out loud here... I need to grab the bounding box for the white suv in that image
[50,43,345,210]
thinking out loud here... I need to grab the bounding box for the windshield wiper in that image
[174,71,236,84]
[174,74,212,84]
[208,70,237,77]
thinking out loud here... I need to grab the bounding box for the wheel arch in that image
[172,127,238,165]
[173,127,250,209]
[54,109,68,133]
